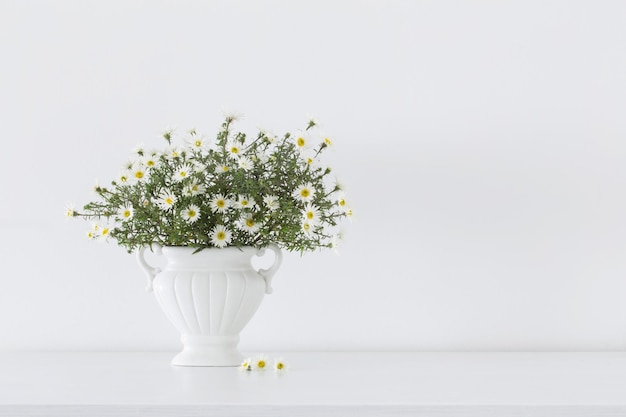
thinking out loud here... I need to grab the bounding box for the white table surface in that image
[0,351,625,417]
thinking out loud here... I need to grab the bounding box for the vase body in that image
[137,245,282,367]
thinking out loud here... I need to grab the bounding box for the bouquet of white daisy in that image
[68,114,351,253]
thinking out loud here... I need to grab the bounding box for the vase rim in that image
[158,246,266,257]
[160,245,263,250]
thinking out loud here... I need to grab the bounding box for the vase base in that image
[171,334,243,367]
[172,350,243,367]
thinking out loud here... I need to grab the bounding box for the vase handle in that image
[136,244,162,292]
[255,243,283,295]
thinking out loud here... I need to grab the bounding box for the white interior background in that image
[1,0,626,352]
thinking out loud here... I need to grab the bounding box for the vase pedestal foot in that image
[172,334,242,367]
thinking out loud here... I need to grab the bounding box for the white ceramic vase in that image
[137,244,282,367]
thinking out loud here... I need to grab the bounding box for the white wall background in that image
[1,0,626,352]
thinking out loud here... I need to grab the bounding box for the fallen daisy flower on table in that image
[274,357,288,373]
[254,354,269,370]
[240,357,252,372]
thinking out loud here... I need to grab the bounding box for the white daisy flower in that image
[254,152,269,164]
[336,192,348,213]
[240,357,252,372]
[86,230,96,239]
[173,163,193,182]
[322,135,333,147]
[333,177,345,192]
[132,142,145,155]
[274,357,288,373]
[239,214,261,234]
[98,224,111,239]
[161,126,176,142]
[235,195,255,210]
[306,114,319,129]
[345,208,354,222]
[166,146,182,159]
[191,160,207,172]
[122,160,135,171]
[293,183,315,203]
[222,108,244,123]
[260,128,277,144]
[93,179,105,194]
[263,195,280,211]
[157,189,177,211]
[299,150,319,167]
[184,182,206,197]
[254,354,268,370]
[118,205,133,221]
[182,205,200,223]
[210,194,229,213]
[131,165,148,182]
[210,225,232,248]
[302,220,314,236]
[226,142,243,159]
[142,155,158,170]
[185,133,208,150]
[302,204,321,225]
[330,233,342,254]
[118,170,131,184]
[292,131,311,151]
[216,164,230,174]
[65,204,75,218]
[238,156,253,171]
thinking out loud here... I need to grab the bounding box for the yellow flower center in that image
[217,231,226,240]
[102,228,109,236]
[306,211,314,219]
[146,160,155,167]
[195,140,202,147]
[166,197,173,205]
[123,210,131,218]
[300,189,310,198]
[216,200,225,208]
[257,360,266,368]
[120,175,128,182]
[231,147,239,154]
[276,362,284,370]
[135,171,144,179]
[324,137,332,146]
[297,137,305,147]
[246,218,255,227]
[241,200,249,206]
[221,166,229,172]
[303,223,310,231]
[187,210,196,217]
[339,199,346,207]
[180,171,187,177]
